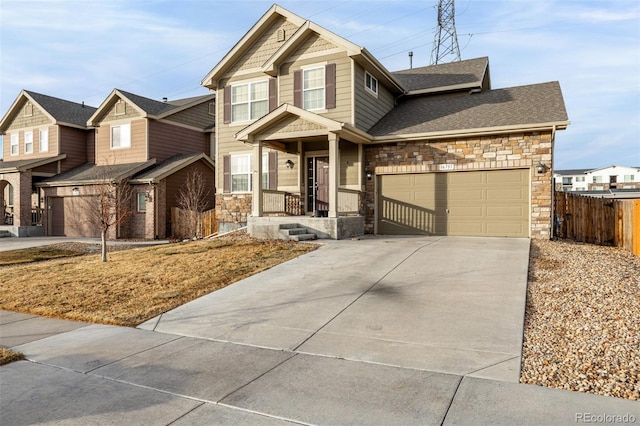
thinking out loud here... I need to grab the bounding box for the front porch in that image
[250,188,365,239]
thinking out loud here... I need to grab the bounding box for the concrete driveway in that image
[3,236,638,425]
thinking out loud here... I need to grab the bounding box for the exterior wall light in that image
[285,159,294,169]
[536,163,547,174]
[366,171,373,180]
[72,187,80,196]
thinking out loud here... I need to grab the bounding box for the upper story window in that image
[231,80,268,122]
[114,100,126,116]
[575,176,585,182]
[303,66,325,110]
[365,71,378,96]
[10,133,19,156]
[39,128,49,152]
[24,131,33,154]
[592,176,603,183]
[562,177,572,185]
[111,123,131,149]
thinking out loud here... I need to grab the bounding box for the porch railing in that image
[32,207,44,226]
[262,189,362,216]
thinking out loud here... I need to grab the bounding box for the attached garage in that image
[377,169,530,237]
[49,196,100,237]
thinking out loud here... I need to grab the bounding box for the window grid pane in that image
[303,67,325,110]
[25,132,33,153]
[11,133,19,155]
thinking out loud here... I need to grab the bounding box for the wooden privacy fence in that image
[171,208,217,239]
[554,191,640,256]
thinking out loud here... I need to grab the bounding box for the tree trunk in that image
[101,229,107,262]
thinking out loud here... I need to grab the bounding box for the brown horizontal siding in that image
[163,102,214,130]
[148,120,208,162]
[163,161,215,235]
[58,126,90,171]
[3,125,60,160]
[95,119,148,165]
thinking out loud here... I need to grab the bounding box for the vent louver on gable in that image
[277,29,285,42]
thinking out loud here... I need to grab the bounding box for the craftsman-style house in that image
[0,90,96,236]
[201,5,569,239]
[35,89,215,239]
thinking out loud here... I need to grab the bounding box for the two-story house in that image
[554,166,640,192]
[35,89,216,239]
[201,5,569,239]
[0,90,96,236]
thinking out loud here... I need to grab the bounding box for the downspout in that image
[154,184,159,239]
[550,124,557,240]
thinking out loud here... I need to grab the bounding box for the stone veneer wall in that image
[363,131,554,239]
[216,193,252,233]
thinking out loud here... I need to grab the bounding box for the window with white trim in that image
[10,133,19,155]
[575,176,585,182]
[231,80,268,122]
[24,131,33,154]
[365,71,378,96]
[303,66,325,110]
[592,176,603,183]
[39,128,49,152]
[137,193,147,212]
[231,154,252,192]
[262,152,270,190]
[111,123,131,149]
[624,175,635,182]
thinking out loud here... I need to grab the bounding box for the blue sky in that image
[1,0,638,169]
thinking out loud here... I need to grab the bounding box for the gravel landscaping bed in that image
[522,239,639,400]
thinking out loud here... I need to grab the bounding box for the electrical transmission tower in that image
[430,0,461,65]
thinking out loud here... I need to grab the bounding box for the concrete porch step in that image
[0,230,13,238]
[278,224,317,241]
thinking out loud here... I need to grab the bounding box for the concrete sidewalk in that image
[2,237,639,425]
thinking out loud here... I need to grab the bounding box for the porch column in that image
[252,141,263,217]
[328,133,339,218]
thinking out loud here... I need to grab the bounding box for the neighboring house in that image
[35,89,216,239]
[554,166,640,192]
[0,90,96,236]
[200,5,569,239]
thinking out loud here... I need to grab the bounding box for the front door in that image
[307,156,329,216]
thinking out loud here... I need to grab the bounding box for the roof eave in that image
[130,154,215,184]
[371,121,571,144]
[201,5,307,89]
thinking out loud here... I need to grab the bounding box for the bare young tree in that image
[177,169,211,239]
[81,166,135,262]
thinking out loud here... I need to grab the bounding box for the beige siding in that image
[58,126,89,171]
[6,101,52,131]
[100,99,141,122]
[3,125,61,160]
[279,51,353,124]
[86,130,96,163]
[228,17,300,74]
[95,119,147,165]
[339,140,359,186]
[164,101,215,129]
[353,63,395,132]
[148,120,209,162]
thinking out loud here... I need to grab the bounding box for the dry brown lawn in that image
[0,348,24,365]
[0,235,317,327]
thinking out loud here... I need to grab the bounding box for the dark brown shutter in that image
[223,154,231,193]
[293,69,302,108]
[325,63,336,109]
[268,151,278,190]
[269,78,277,112]
[223,85,231,124]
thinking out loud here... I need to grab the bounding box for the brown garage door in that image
[49,196,100,237]
[377,169,529,237]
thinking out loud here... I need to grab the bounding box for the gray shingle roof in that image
[0,156,64,173]
[117,90,178,116]
[131,153,212,183]
[368,81,568,137]
[38,161,153,185]
[392,57,488,92]
[554,169,591,175]
[24,91,97,127]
